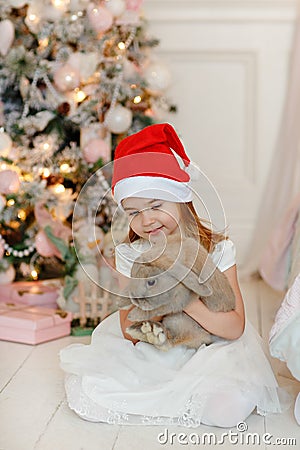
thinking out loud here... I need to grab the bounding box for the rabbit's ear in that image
[167,262,212,297]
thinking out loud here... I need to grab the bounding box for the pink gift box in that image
[0,304,72,345]
[0,281,59,308]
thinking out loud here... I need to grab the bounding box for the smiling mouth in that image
[147,226,164,234]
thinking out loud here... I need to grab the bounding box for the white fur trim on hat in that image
[113,176,193,206]
[185,161,201,181]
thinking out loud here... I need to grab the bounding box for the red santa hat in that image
[112,123,195,206]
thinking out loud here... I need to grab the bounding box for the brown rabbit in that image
[117,235,235,351]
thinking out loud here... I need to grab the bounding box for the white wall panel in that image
[143,0,297,263]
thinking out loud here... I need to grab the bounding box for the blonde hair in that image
[128,201,226,253]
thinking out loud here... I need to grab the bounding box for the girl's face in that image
[122,197,181,241]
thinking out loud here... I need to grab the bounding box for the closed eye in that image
[151,203,163,210]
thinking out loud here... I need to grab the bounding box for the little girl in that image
[60,123,285,427]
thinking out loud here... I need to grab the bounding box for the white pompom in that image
[185,162,201,181]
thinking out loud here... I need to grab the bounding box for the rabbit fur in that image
[117,235,236,351]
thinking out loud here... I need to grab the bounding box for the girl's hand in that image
[150,315,163,322]
[119,307,139,344]
[183,265,245,340]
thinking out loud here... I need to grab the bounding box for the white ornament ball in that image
[87,4,113,33]
[83,138,110,164]
[144,62,171,93]
[54,64,81,92]
[106,104,132,134]
[105,0,126,17]
[0,132,12,157]
[0,170,20,194]
[0,20,15,57]
[0,264,15,284]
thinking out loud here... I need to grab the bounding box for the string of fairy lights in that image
[0,0,172,282]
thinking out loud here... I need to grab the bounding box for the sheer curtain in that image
[242,11,300,280]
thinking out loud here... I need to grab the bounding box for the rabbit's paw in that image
[126,321,149,342]
[127,321,167,347]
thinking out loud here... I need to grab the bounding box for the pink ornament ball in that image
[54,64,81,92]
[0,169,20,194]
[87,4,114,33]
[35,230,61,258]
[83,138,110,163]
[126,0,143,11]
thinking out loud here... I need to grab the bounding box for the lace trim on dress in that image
[65,375,211,427]
[65,374,288,426]
[177,394,207,427]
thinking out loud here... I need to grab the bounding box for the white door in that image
[144,0,297,264]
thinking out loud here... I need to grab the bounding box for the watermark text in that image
[157,422,297,446]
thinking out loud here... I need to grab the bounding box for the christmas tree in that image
[0,0,175,291]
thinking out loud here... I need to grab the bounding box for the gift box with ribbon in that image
[0,303,72,345]
[0,281,60,308]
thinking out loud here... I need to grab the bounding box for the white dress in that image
[269,273,300,425]
[269,273,300,381]
[60,240,286,426]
